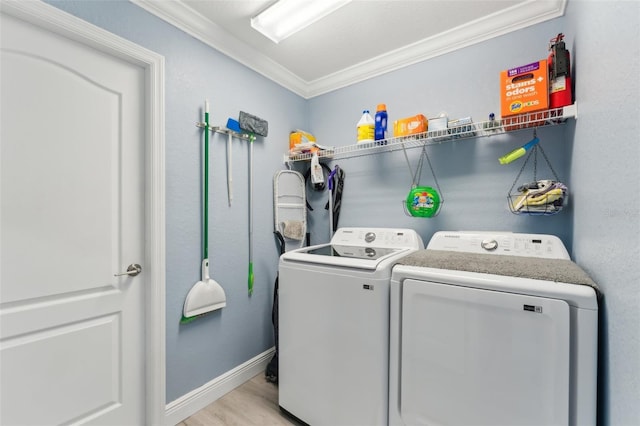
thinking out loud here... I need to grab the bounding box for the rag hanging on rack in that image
[401,144,443,218]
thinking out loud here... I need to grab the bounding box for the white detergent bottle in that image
[357,110,375,144]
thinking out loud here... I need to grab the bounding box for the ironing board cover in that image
[273,170,307,251]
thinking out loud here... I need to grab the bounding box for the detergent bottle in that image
[357,110,375,144]
[374,104,388,144]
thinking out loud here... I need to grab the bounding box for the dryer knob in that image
[365,232,376,243]
[481,239,498,251]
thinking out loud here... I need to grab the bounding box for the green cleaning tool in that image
[182,100,226,323]
[238,111,268,296]
[499,136,540,165]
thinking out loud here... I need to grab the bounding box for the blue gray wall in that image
[304,19,573,248]
[563,2,640,425]
[45,1,640,424]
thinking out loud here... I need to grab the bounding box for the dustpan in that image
[273,170,307,251]
[182,100,226,323]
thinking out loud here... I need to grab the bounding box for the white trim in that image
[132,0,565,99]
[132,0,308,97]
[306,0,567,98]
[0,1,167,424]
[165,348,276,426]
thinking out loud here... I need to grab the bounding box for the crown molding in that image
[305,0,567,97]
[132,0,566,99]
[131,0,309,97]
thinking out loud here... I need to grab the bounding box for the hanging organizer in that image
[506,131,568,215]
[401,144,443,218]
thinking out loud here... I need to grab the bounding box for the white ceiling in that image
[133,0,566,98]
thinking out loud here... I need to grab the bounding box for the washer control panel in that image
[427,231,570,260]
[331,227,424,250]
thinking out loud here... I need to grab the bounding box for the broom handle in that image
[204,101,209,260]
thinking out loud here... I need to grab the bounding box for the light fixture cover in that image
[251,0,352,43]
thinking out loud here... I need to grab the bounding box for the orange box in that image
[500,60,548,118]
[289,130,316,151]
[394,114,428,137]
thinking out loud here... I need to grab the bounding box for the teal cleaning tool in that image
[499,135,540,165]
[182,100,226,323]
[239,111,268,296]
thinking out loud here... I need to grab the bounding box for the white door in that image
[1,10,146,425]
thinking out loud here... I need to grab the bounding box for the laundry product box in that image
[394,114,428,137]
[500,60,549,118]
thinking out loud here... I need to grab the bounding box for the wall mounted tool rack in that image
[283,104,577,164]
[196,122,252,140]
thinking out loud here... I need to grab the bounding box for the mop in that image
[239,111,268,296]
[182,100,226,323]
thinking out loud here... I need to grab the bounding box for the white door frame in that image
[0,1,167,423]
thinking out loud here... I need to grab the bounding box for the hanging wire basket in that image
[401,145,444,218]
[507,139,568,216]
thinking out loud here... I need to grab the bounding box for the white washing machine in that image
[279,227,424,426]
[389,231,599,426]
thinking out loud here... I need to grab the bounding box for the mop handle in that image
[248,134,255,295]
[204,101,209,260]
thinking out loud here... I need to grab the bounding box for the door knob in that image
[114,264,142,277]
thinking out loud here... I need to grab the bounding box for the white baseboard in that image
[165,347,275,425]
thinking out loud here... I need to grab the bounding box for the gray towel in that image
[396,249,600,293]
[281,220,304,240]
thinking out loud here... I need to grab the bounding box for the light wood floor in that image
[177,373,302,426]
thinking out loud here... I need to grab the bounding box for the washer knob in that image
[365,232,376,243]
[481,239,498,251]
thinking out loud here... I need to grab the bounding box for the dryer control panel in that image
[331,227,424,250]
[426,231,570,259]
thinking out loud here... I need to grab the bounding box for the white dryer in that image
[279,227,423,426]
[389,231,598,426]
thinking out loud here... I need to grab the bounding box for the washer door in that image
[400,279,570,426]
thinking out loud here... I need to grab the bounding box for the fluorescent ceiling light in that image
[251,0,352,44]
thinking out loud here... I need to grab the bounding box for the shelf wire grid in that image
[284,105,577,163]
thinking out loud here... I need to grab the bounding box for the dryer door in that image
[400,279,570,426]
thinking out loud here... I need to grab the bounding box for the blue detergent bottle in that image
[375,103,388,144]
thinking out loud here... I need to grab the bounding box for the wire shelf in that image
[284,104,577,163]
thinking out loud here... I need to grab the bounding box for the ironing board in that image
[273,170,307,251]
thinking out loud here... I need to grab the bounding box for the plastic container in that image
[374,104,388,143]
[405,186,441,218]
[357,110,375,144]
